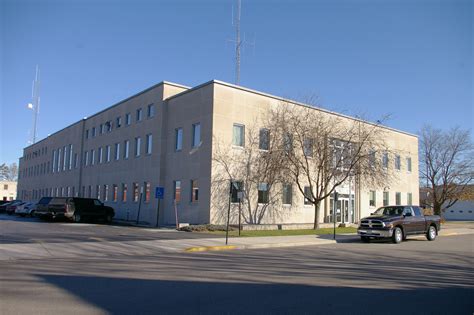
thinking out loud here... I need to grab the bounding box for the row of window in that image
[24,146,48,161]
[369,191,413,206]
[85,104,155,140]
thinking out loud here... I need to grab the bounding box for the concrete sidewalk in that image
[0,226,472,261]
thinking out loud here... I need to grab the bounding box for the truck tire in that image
[426,225,437,241]
[73,213,82,223]
[392,227,403,244]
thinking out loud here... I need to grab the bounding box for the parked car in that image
[6,200,25,215]
[357,205,441,244]
[0,201,13,213]
[36,197,114,223]
[15,202,37,217]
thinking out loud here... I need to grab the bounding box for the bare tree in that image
[0,163,18,181]
[267,103,395,229]
[212,124,288,225]
[419,125,474,215]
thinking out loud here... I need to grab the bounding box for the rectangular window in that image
[304,186,312,205]
[147,104,155,118]
[284,133,293,153]
[74,154,78,169]
[174,180,181,202]
[52,150,57,173]
[135,137,141,157]
[57,148,62,172]
[96,185,101,199]
[99,124,104,135]
[106,145,111,162]
[383,191,389,206]
[257,183,269,204]
[85,129,89,139]
[122,184,128,202]
[369,150,376,168]
[68,144,73,170]
[91,149,95,165]
[407,193,413,205]
[406,157,412,172]
[116,116,122,128]
[125,113,131,126]
[124,140,130,159]
[395,155,401,170]
[103,184,109,202]
[92,127,96,137]
[88,185,92,198]
[191,180,199,202]
[382,152,389,169]
[395,192,401,205]
[175,128,183,151]
[3,184,7,190]
[282,184,292,205]
[146,134,152,154]
[259,128,270,150]
[231,181,243,203]
[136,108,142,122]
[105,121,112,132]
[84,151,89,166]
[192,123,201,148]
[369,190,376,207]
[63,146,68,170]
[144,182,150,202]
[98,147,103,164]
[233,124,245,147]
[133,183,139,202]
[115,143,120,161]
[303,138,314,157]
[113,185,118,202]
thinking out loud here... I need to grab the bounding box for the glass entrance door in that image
[329,196,355,223]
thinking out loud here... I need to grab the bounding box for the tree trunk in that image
[313,202,320,229]
[433,202,442,216]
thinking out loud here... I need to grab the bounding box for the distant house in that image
[420,185,474,221]
[0,181,17,201]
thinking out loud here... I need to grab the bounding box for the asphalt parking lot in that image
[0,213,218,244]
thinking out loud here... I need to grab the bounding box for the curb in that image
[185,245,237,252]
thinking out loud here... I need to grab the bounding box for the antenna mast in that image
[29,65,41,144]
[234,0,241,85]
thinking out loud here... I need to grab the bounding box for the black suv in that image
[36,197,115,223]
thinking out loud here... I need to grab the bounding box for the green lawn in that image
[203,227,357,237]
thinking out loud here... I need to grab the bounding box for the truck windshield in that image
[374,206,404,216]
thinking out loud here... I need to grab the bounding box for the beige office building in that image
[17,80,419,226]
[1,181,17,201]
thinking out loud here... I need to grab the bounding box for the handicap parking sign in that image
[155,187,164,199]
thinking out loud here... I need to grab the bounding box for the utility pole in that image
[234,0,242,85]
[28,65,41,144]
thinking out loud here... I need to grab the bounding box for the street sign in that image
[155,187,164,199]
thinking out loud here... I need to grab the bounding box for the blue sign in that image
[155,187,164,199]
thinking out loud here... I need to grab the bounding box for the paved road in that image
[0,213,218,244]
[0,222,472,314]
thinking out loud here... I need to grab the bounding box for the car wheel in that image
[73,213,82,223]
[361,236,370,243]
[104,214,113,224]
[7,211,12,216]
[392,227,403,244]
[30,210,35,217]
[426,225,437,241]
[19,214,25,217]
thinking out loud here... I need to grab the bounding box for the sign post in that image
[155,187,164,228]
[237,191,244,237]
[333,191,338,240]
[136,186,144,225]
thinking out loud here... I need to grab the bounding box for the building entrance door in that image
[329,195,355,223]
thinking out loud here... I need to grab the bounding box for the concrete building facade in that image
[17,80,419,226]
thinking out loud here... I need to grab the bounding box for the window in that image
[3,184,8,190]
[173,180,181,202]
[369,150,376,168]
[413,206,422,216]
[191,180,199,202]
[91,149,95,165]
[282,184,292,205]
[407,192,413,205]
[383,191,389,206]
[369,190,376,207]
[106,145,111,162]
[144,182,150,203]
[231,181,243,203]
[233,124,245,147]
[395,192,401,205]
[123,140,130,159]
[92,127,96,137]
[192,123,201,148]
[395,155,401,170]
[88,185,92,198]
[116,116,122,128]
[136,108,143,122]
[175,128,183,151]
[147,104,155,118]
[85,151,89,166]
[125,113,131,126]
[96,185,101,199]
[99,124,104,134]
[69,145,73,170]
[133,183,139,202]
[406,157,412,172]
[284,133,293,153]
[103,185,108,201]
[105,121,112,132]
[98,147,103,164]
[112,185,118,202]
[115,143,120,161]
[146,134,152,154]
[52,150,56,173]
[135,137,141,157]
[57,148,62,172]
[303,138,313,157]
[304,186,312,205]
[259,128,270,150]
[258,183,269,204]
[122,184,128,202]
[382,152,389,169]
[85,129,89,139]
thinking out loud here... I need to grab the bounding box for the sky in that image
[1,0,472,165]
